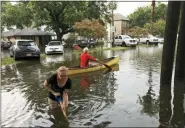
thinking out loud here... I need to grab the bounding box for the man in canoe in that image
[80,47,100,68]
[43,66,72,120]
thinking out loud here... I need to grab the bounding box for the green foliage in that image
[144,19,166,36]
[128,6,151,27]
[128,2,167,28]
[128,26,148,37]
[1,1,111,41]
[74,19,107,39]
[1,2,33,30]
[128,2,167,37]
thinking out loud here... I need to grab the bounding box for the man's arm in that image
[43,80,60,96]
[87,54,98,61]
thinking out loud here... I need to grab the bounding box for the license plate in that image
[27,54,32,56]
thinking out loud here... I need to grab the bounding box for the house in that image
[2,28,55,46]
[106,13,130,41]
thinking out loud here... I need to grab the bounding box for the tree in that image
[1,1,33,30]
[128,2,167,28]
[28,1,110,41]
[128,26,148,37]
[74,19,107,39]
[144,19,166,36]
[128,6,151,27]
[160,1,181,84]
[1,1,111,41]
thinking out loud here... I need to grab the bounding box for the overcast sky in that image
[10,1,168,17]
[114,1,168,17]
[114,2,151,16]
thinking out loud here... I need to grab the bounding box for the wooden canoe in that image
[67,55,119,75]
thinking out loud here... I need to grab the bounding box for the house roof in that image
[114,13,129,21]
[2,28,55,37]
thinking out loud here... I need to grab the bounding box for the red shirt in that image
[80,52,96,68]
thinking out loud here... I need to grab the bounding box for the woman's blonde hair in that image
[57,66,68,72]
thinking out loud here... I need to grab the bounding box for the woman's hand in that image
[52,92,61,96]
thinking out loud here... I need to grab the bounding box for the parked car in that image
[158,37,164,44]
[113,35,137,47]
[9,39,40,60]
[1,40,13,50]
[45,40,64,55]
[88,39,96,47]
[139,35,159,45]
[76,40,88,48]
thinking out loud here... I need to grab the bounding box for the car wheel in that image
[146,40,150,44]
[121,42,126,47]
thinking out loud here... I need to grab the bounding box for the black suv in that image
[76,40,96,48]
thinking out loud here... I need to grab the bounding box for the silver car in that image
[9,40,40,60]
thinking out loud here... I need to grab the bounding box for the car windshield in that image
[81,40,87,44]
[123,36,132,39]
[48,41,61,46]
[17,41,36,46]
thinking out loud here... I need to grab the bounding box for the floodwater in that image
[1,44,184,127]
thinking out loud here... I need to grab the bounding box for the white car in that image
[113,35,137,47]
[45,41,64,55]
[158,37,164,44]
[139,35,159,45]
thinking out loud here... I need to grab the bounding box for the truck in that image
[113,35,137,47]
[139,35,159,45]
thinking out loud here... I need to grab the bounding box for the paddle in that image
[96,60,112,70]
[73,44,112,70]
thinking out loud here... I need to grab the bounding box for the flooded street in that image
[1,44,184,127]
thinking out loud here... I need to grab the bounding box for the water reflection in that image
[1,58,119,127]
[68,65,119,127]
[159,80,185,128]
[1,45,184,127]
[138,67,159,117]
[44,54,65,63]
[171,80,185,128]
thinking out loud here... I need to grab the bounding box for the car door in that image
[118,36,123,45]
[114,36,119,45]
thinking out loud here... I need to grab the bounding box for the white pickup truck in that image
[139,35,159,45]
[113,35,137,47]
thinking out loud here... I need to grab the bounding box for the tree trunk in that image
[56,31,63,41]
[175,2,185,81]
[171,79,185,128]
[159,85,172,128]
[160,1,181,85]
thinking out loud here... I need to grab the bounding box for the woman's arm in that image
[43,80,60,96]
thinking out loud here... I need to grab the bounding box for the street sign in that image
[111,26,116,32]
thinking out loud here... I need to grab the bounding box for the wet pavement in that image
[1,44,184,127]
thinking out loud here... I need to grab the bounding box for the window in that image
[119,36,122,39]
[17,41,36,46]
[115,36,118,39]
[48,41,61,46]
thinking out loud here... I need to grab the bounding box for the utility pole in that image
[151,0,155,35]
[112,8,115,47]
